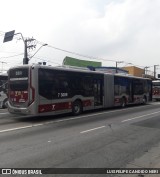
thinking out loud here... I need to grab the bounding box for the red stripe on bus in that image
[82,100,92,107]
[38,102,72,113]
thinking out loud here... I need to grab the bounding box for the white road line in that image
[121,111,160,123]
[151,102,160,105]
[0,123,43,133]
[0,113,9,115]
[43,104,154,125]
[80,126,106,134]
[0,103,158,134]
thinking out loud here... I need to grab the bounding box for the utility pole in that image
[23,38,36,64]
[154,65,159,79]
[116,61,123,73]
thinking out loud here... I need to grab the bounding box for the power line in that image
[0,53,23,59]
[36,40,116,62]
[37,40,154,70]
[32,56,61,65]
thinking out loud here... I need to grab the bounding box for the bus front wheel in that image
[72,100,83,115]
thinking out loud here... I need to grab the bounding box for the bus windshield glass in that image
[152,82,160,87]
[9,68,28,91]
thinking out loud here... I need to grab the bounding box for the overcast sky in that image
[0,0,160,74]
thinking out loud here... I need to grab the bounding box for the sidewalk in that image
[119,142,160,177]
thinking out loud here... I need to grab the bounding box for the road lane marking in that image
[121,111,160,123]
[80,126,106,134]
[0,103,159,134]
[0,113,9,115]
[44,104,156,124]
[0,123,43,133]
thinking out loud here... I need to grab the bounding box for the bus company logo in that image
[52,104,55,110]
[2,169,11,174]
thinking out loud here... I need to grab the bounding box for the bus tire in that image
[121,97,126,108]
[143,96,147,104]
[72,100,83,115]
[2,98,8,109]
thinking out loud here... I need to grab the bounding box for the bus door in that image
[93,79,103,106]
[129,80,134,103]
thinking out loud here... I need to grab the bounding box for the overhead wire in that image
[0,53,23,59]
[36,40,154,70]
[36,40,116,63]
[0,35,158,74]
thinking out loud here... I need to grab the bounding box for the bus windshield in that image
[152,82,160,87]
[10,80,28,91]
[9,68,28,91]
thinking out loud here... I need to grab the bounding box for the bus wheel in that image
[72,100,83,115]
[143,96,147,104]
[121,97,126,108]
[2,98,8,109]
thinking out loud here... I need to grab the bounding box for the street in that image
[0,102,160,177]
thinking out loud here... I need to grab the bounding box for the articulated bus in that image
[0,73,8,108]
[7,65,152,116]
[152,80,160,101]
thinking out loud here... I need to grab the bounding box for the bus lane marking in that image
[121,111,160,123]
[80,126,106,134]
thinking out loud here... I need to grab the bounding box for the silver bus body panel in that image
[7,64,152,116]
[104,74,114,108]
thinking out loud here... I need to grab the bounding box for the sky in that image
[0,0,160,75]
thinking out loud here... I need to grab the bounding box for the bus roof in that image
[9,64,151,80]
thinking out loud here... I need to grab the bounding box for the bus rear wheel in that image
[2,98,8,109]
[143,96,147,104]
[72,100,83,115]
[121,97,126,108]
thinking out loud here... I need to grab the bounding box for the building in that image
[123,66,154,79]
[63,56,102,67]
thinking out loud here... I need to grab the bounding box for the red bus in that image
[152,80,160,101]
[7,65,152,116]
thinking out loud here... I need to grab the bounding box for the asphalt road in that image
[0,102,160,177]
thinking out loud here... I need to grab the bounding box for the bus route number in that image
[58,93,68,97]
[15,71,22,76]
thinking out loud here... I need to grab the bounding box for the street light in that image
[29,43,48,60]
[3,30,28,65]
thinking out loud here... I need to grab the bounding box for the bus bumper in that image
[7,102,32,115]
